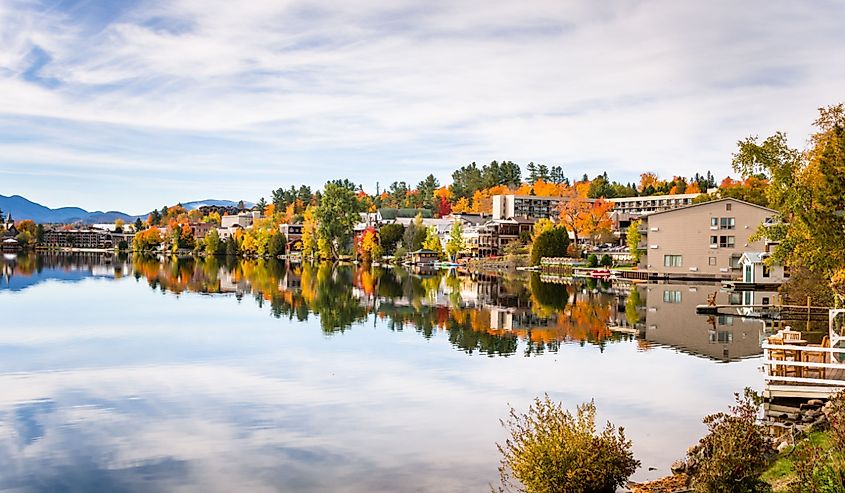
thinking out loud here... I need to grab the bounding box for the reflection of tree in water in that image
[130,257,622,356]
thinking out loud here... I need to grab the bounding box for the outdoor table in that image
[790,340,809,377]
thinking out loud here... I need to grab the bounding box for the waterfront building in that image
[638,198,777,279]
[607,193,701,215]
[279,223,304,251]
[738,252,788,285]
[492,194,562,221]
[42,228,115,249]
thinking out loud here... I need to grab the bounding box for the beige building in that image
[492,195,562,221]
[639,198,777,278]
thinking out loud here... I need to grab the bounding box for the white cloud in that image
[0,0,843,210]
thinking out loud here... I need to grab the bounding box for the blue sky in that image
[0,0,843,214]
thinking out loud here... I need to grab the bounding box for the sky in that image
[0,0,843,214]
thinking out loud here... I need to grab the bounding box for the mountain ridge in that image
[0,195,253,224]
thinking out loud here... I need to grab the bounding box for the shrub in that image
[687,388,774,493]
[586,254,599,267]
[789,390,845,492]
[529,227,570,266]
[496,395,639,493]
[600,254,613,267]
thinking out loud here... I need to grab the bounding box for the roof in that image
[2,238,19,243]
[410,249,438,254]
[739,252,768,264]
[643,197,777,218]
[379,208,433,220]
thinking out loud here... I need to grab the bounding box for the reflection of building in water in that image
[643,283,763,361]
[489,307,557,330]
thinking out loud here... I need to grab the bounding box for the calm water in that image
[0,253,766,492]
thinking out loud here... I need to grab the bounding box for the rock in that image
[808,399,824,407]
[670,460,687,474]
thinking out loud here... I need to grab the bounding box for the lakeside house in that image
[739,252,789,285]
[637,198,778,279]
[279,223,304,252]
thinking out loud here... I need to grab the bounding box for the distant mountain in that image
[0,195,137,224]
[180,199,254,210]
[0,195,256,224]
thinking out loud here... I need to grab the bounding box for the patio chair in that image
[767,336,799,378]
[803,336,829,380]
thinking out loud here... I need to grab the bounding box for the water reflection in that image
[0,253,774,491]
[127,255,623,357]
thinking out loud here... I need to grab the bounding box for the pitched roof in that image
[644,197,777,217]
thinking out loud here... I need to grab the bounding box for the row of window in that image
[663,254,742,268]
[710,235,735,248]
[710,217,736,230]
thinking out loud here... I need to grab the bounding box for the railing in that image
[762,342,845,387]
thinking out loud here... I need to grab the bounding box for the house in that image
[189,222,214,240]
[1,237,20,252]
[279,223,304,252]
[638,198,778,278]
[739,252,789,285]
[221,211,263,229]
[407,249,439,265]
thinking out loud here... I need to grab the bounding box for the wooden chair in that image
[803,336,829,380]
[767,336,799,377]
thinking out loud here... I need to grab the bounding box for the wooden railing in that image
[762,342,845,387]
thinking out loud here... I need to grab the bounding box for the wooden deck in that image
[763,341,845,399]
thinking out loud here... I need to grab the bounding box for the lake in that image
[0,253,766,492]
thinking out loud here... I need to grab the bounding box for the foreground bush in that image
[687,389,774,493]
[496,395,639,493]
[789,390,845,492]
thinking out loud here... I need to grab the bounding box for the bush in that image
[586,254,599,267]
[687,389,774,493]
[496,395,639,493]
[600,254,613,267]
[789,390,845,492]
[529,227,570,266]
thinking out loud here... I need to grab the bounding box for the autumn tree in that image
[205,229,224,255]
[732,104,845,301]
[579,199,614,245]
[301,205,319,259]
[315,181,360,258]
[446,221,463,261]
[357,227,382,263]
[626,220,642,264]
[422,225,443,258]
[403,214,427,252]
[558,193,591,246]
[530,227,570,265]
[378,223,404,254]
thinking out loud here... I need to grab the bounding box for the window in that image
[710,235,718,246]
[717,316,734,326]
[729,292,742,305]
[663,255,683,267]
[762,297,770,305]
[784,265,790,278]
[720,217,735,230]
[719,236,735,248]
[726,203,732,211]
[709,256,717,266]
[710,217,718,228]
[763,264,771,278]
[730,255,742,268]
[663,290,682,303]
